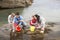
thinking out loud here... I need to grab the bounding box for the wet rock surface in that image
[0,0,33,8]
[0,24,60,40]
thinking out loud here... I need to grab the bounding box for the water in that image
[22,0,60,22]
[0,0,60,23]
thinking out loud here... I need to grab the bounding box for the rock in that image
[0,0,33,8]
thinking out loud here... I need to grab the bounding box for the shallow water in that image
[22,0,60,22]
[0,0,60,23]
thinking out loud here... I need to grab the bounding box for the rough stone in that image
[0,0,33,8]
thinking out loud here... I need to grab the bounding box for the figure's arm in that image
[40,17,46,30]
[8,15,11,23]
[19,16,24,22]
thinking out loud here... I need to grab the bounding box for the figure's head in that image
[34,14,40,18]
[11,13,15,18]
[15,12,20,18]
[34,14,41,23]
[32,15,37,20]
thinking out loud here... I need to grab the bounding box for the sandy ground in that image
[0,24,60,40]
